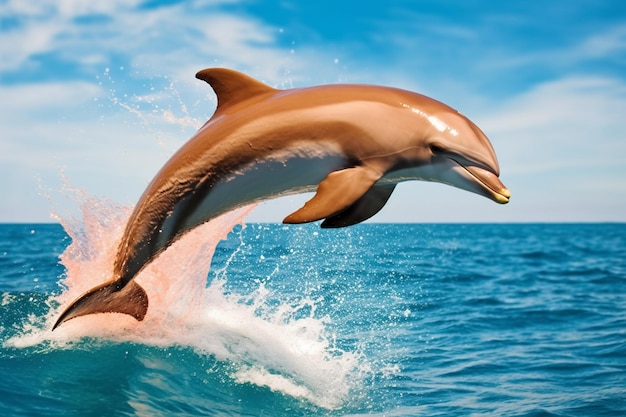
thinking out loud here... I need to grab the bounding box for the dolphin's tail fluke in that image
[52,280,148,330]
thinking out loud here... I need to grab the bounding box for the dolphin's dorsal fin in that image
[195,68,277,113]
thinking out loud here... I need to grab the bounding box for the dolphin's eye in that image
[430,143,445,155]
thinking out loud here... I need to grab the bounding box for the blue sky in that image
[1,0,625,223]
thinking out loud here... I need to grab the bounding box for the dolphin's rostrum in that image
[53,68,510,330]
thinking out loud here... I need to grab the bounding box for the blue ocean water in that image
[1,218,625,416]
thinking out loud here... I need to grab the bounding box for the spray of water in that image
[6,71,369,408]
[7,192,365,408]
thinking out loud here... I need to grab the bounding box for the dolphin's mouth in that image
[452,159,511,204]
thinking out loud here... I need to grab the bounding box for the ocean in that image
[1,200,625,416]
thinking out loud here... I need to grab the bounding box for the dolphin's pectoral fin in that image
[283,166,382,224]
[52,280,148,330]
[321,184,396,228]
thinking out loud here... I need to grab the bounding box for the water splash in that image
[6,69,367,409]
[6,194,363,409]
[99,67,205,131]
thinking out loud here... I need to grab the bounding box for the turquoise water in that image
[1,217,625,416]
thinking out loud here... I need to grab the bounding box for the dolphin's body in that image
[53,68,510,329]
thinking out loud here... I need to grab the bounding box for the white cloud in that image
[575,23,626,60]
[0,82,107,180]
[477,22,626,75]
[0,0,145,71]
[0,0,320,90]
[479,76,626,174]
[0,81,102,112]
[0,21,59,71]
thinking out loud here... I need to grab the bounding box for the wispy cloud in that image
[0,0,141,71]
[1,0,309,85]
[481,76,626,173]
[573,23,626,60]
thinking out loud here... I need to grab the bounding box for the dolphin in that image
[52,67,510,330]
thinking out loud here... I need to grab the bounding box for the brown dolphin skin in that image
[53,68,510,329]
